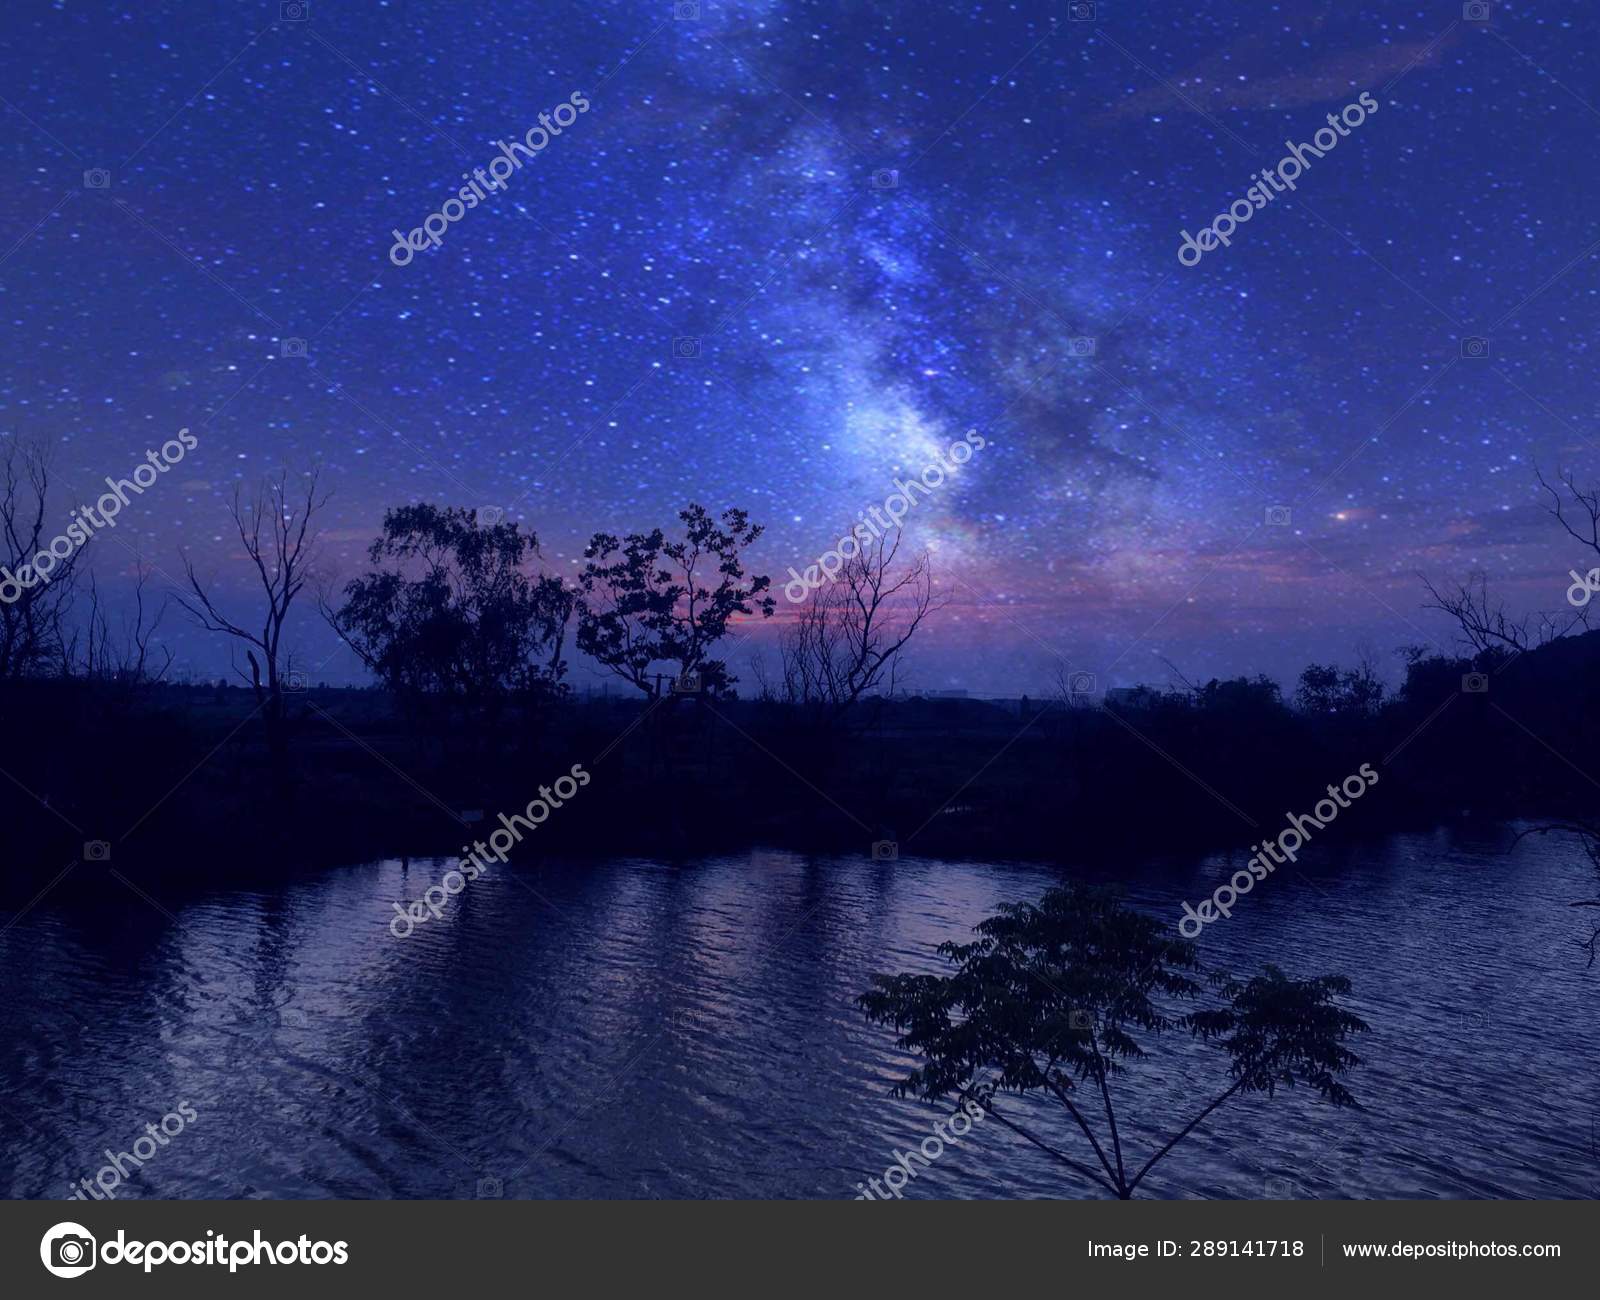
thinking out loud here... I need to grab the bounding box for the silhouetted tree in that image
[0,438,80,680]
[1198,674,1284,715]
[174,467,328,790]
[1418,466,1600,656]
[576,504,774,698]
[1420,570,1542,655]
[860,883,1367,1198]
[328,504,572,714]
[1295,661,1384,716]
[1513,823,1600,968]
[1051,659,1101,710]
[75,562,172,685]
[1539,465,1600,567]
[765,529,946,716]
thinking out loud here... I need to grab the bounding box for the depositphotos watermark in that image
[853,1097,988,1199]
[1177,92,1380,267]
[388,91,591,266]
[66,1101,198,1200]
[1178,762,1379,936]
[0,429,198,604]
[390,763,591,936]
[40,1223,348,1278]
[785,430,984,603]
[1567,566,1600,607]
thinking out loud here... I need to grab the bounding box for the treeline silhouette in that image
[6,620,1600,880]
[6,446,1600,879]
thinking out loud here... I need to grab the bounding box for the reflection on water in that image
[2,827,1597,1199]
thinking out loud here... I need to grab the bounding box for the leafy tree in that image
[1398,648,1472,703]
[859,883,1367,1198]
[1198,673,1284,715]
[576,504,774,698]
[1294,664,1342,715]
[330,504,572,706]
[1295,662,1385,716]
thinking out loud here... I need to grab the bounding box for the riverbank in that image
[5,649,1600,886]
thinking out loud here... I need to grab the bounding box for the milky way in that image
[2,0,1597,693]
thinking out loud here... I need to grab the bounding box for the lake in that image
[3,826,1597,1199]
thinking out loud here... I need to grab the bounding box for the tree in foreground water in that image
[859,883,1368,1198]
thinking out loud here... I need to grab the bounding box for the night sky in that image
[3,0,1597,695]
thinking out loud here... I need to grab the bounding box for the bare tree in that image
[76,561,173,685]
[1157,655,1203,699]
[771,530,946,716]
[174,467,329,784]
[1419,466,1600,656]
[1538,464,1600,563]
[1419,570,1541,656]
[1512,823,1600,968]
[0,438,81,680]
[1536,464,1600,632]
[1052,659,1102,709]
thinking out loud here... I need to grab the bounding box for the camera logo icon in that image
[280,337,308,359]
[82,169,111,190]
[1067,670,1096,697]
[475,506,504,527]
[83,840,111,862]
[1460,336,1489,359]
[871,839,898,861]
[1264,1176,1297,1198]
[870,168,899,190]
[280,1,311,20]
[41,1223,97,1278]
[1068,1,1097,20]
[476,1176,502,1198]
[1462,672,1489,694]
[1068,1008,1092,1031]
[1066,336,1096,357]
[674,0,700,18]
[283,670,308,693]
[1462,1,1491,20]
[1266,505,1292,526]
[673,673,702,695]
[672,336,702,360]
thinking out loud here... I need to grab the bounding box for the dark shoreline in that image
[8,628,1600,889]
[2,688,1587,893]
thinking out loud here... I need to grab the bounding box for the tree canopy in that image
[576,503,774,698]
[860,882,1367,1197]
[332,504,572,703]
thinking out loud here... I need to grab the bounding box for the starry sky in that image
[3,0,1598,695]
